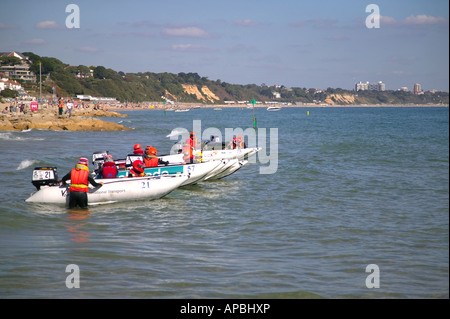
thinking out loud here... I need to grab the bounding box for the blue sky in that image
[1,0,448,91]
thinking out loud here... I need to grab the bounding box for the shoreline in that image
[105,103,449,111]
[1,100,447,132]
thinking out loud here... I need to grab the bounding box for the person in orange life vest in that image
[100,154,118,178]
[61,157,103,209]
[58,97,64,116]
[186,132,198,149]
[144,146,168,167]
[184,132,198,163]
[128,159,147,177]
[133,143,144,155]
[236,135,245,149]
[182,143,192,163]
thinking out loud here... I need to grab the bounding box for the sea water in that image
[0,107,448,298]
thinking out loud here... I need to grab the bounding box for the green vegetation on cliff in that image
[21,52,449,105]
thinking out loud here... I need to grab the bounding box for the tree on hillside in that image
[0,56,22,66]
[1,88,19,98]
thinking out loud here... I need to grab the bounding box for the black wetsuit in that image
[61,172,102,209]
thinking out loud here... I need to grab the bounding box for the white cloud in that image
[380,16,397,26]
[403,15,448,25]
[234,19,261,27]
[0,22,19,29]
[35,20,64,30]
[162,26,210,38]
[376,15,448,27]
[171,44,213,52]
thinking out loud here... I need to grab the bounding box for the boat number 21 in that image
[141,181,152,189]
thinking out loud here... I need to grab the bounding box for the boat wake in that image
[0,132,44,141]
[166,128,188,138]
[17,159,37,170]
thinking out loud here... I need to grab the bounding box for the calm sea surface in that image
[0,107,448,299]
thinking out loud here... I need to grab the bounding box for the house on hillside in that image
[0,78,23,92]
[0,51,36,83]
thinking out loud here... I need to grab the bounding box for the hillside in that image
[10,52,450,105]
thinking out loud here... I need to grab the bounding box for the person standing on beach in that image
[58,98,64,116]
[65,99,73,117]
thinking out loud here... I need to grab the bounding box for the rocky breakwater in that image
[0,109,131,131]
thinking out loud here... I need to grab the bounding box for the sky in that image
[0,0,449,91]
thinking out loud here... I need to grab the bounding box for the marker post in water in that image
[252,98,257,129]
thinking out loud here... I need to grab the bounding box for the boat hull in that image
[207,160,248,180]
[25,174,188,205]
[160,147,261,164]
[114,160,221,186]
[159,147,260,180]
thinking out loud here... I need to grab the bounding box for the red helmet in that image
[132,160,144,173]
[78,157,89,165]
[134,143,142,150]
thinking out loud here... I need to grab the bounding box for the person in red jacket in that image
[101,155,118,178]
[186,132,198,149]
[128,160,146,177]
[184,132,198,163]
[61,157,103,209]
[133,143,144,155]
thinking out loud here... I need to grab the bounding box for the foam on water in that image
[16,159,37,170]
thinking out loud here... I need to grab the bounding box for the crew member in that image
[133,144,144,155]
[61,157,103,209]
[236,135,246,149]
[144,146,169,167]
[186,132,198,149]
[101,155,118,178]
[184,132,198,163]
[129,160,147,177]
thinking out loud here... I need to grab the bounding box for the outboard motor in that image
[32,167,59,190]
[92,150,109,174]
[125,154,144,168]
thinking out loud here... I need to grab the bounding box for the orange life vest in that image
[186,136,198,149]
[182,143,193,161]
[144,156,158,167]
[69,164,89,192]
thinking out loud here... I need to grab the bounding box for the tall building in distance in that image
[413,83,422,95]
[355,81,385,91]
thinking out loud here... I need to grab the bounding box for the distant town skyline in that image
[0,0,448,91]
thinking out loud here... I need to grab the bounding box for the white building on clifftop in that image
[355,81,385,91]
